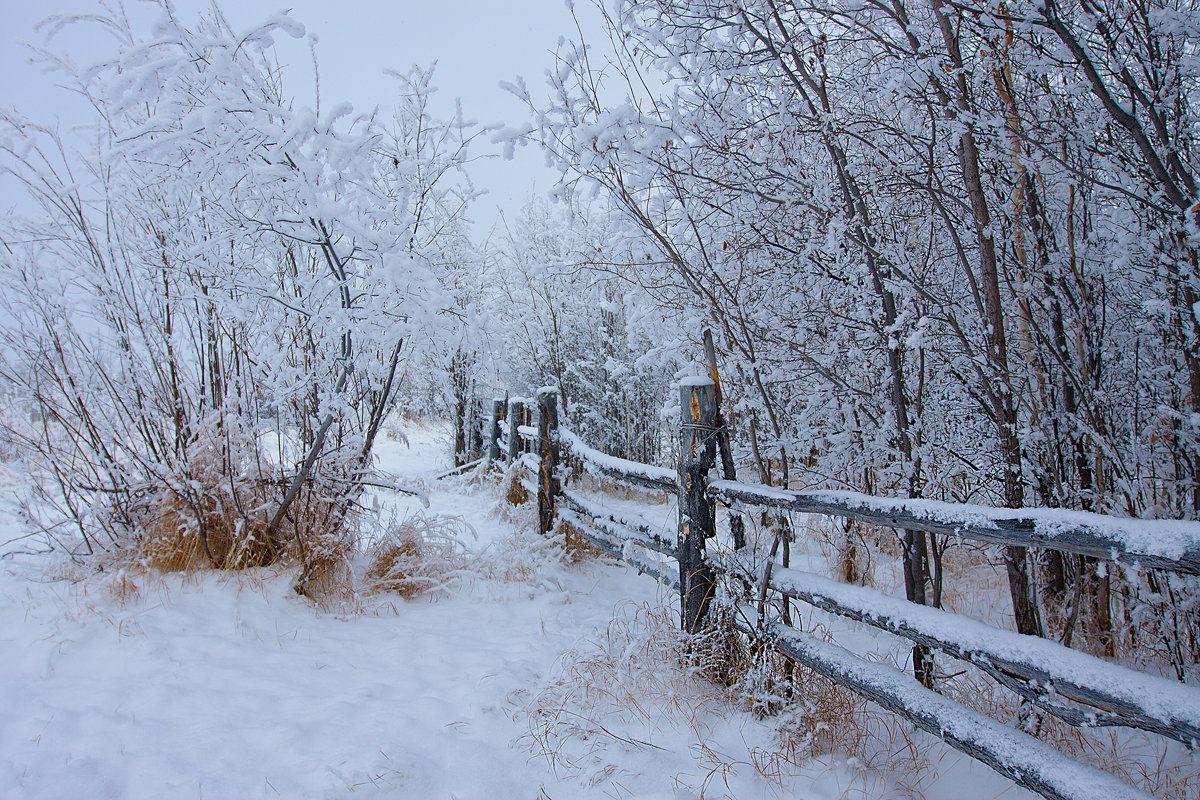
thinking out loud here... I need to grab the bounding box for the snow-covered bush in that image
[0,2,471,572]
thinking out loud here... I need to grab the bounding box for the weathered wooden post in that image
[488,397,504,462]
[702,328,746,550]
[678,377,718,634]
[468,398,485,460]
[507,398,525,463]
[537,388,560,536]
[453,394,468,467]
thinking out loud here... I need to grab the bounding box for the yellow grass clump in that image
[363,513,476,599]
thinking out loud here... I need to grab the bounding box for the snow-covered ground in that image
[0,423,1050,799]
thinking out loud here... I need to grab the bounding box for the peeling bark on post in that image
[507,399,524,463]
[523,404,534,455]
[537,388,560,536]
[678,379,718,634]
[488,398,504,462]
[703,329,746,550]
[468,398,484,462]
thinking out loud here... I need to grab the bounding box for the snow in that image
[0,426,799,799]
[2,569,565,798]
[0,424,1155,800]
[0,426,672,799]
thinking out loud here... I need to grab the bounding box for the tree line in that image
[493,0,1200,682]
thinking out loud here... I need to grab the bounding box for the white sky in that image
[0,0,600,235]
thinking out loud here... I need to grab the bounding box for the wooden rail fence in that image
[456,381,1200,800]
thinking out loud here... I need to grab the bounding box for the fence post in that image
[678,378,718,634]
[453,393,468,467]
[537,388,560,536]
[507,398,525,463]
[488,397,504,462]
[468,398,484,460]
[524,404,535,454]
[703,328,746,550]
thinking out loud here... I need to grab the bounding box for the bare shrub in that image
[0,5,474,580]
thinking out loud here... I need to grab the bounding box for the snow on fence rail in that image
[558,427,677,492]
[710,480,1200,576]
[464,383,1200,800]
[757,562,1200,748]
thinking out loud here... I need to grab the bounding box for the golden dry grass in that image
[363,514,475,599]
[513,601,735,781]
[99,429,364,614]
[559,520,609,564]
[502,464,530,506]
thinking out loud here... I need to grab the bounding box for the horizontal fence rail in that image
[558,486,677,558]
[710,480,1200,577]
[751,560,1200,748]
[558,428,677,493]
[759,618,1156,800]
[467,379,1200,800]
[557,507,681,590]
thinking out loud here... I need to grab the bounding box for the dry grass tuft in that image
[740,640,869,759]
[363,513,476,599]
[502,463,530,506]
[513,600,733,787]
[691,601,755,687]
[102,569,141,607]
[292,525,356,606]
[137,484,280,572]
[474,529,567,592]
[729,616,937,796]
[559,520,608,564]
[101,430,364,608]
[126,433,286,572]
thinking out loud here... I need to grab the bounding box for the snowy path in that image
[0,426,670,799]
[0,425,1040,799]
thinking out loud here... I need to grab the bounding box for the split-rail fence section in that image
[452,374,1200,800]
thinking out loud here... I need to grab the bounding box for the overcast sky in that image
[0,0,600,234]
